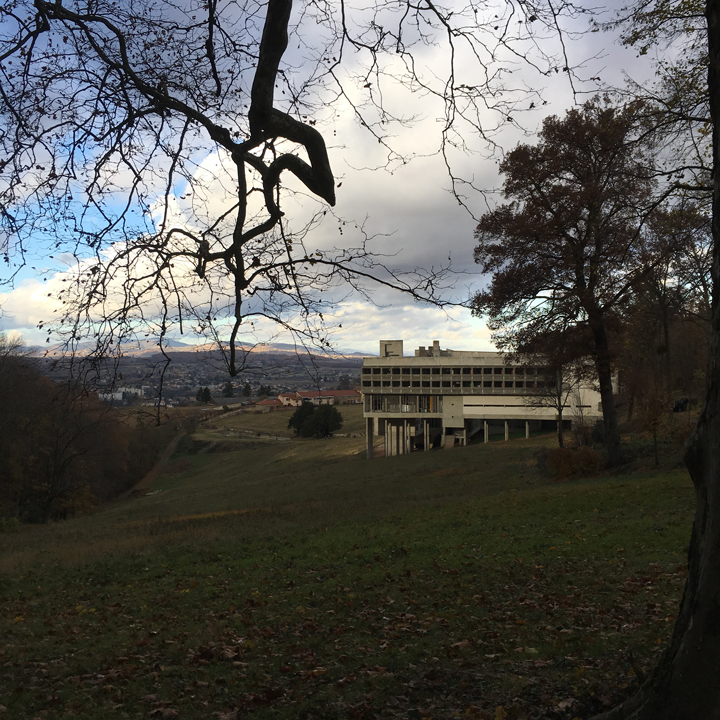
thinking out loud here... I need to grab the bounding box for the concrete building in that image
[363,340,604,459]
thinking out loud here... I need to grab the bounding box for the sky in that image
[0,0,657,357]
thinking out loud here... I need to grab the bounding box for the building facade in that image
[362,340,604,459]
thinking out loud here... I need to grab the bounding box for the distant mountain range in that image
[35,338,366,359]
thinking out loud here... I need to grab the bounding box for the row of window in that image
[362,366,543,376]
[362,379,551,389]
[365,394,444,413]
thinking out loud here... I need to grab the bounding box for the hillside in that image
[0,412,695,720]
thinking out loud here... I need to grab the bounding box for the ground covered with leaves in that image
[0,460,693,720]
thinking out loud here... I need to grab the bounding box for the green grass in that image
[207,403,366,439]
[0,425,696,720]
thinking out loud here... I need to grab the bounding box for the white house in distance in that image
[362,340,604,459]
[278,389,362,407]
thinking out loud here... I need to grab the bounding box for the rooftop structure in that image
[362,340,603,458]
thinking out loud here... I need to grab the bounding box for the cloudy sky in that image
[0,0,656,357]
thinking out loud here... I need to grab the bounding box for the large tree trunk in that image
[589,319,621,466]
[590,2,720,717]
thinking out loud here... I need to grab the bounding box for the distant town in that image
[48,343,364,407]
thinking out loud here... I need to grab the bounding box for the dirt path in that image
[127,431,187,496]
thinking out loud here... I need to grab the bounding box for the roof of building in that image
[257,398,283,406]
[296,389,361,398]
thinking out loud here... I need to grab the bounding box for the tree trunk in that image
[589,318,621,466]
[557,408,565,448]
[590,2,720,716]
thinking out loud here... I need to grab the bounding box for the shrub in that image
[543,446,604,479]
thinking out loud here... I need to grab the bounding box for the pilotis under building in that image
[362,340,604,459]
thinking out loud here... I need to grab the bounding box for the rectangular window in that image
[442,368,451,375]
[515,381,524,388]
[505,381,514,388]
[462,381,471,388]
[392,381,400,387]
[422,368,431,374]
[362,368,371,374]
[463,368,472,375]
[432,381,440,388]
[422,381,430,388]
[494,381,503,387]
[505,367,513,374]
[442,381,451,388]
[402,381,410,387]
[392,368,401,375]
[432,368,440,375]
[412,381,420,388]
[412,368,421,374]
[484,381,492,388]
[494,368,503,374]
[373,381,380,387]
[362,381,371,387]
[484,368,492,375]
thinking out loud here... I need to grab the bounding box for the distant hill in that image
[34,339,365,360]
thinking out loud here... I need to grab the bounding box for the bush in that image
[542,446,604,479]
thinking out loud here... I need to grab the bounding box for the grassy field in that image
[0,409,696,720]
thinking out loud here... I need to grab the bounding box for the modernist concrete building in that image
[362,340,604,459]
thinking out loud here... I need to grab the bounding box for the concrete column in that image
[525,420,530,439]
[403,419,408,454]
[366,417,374,459]
[504,420,509,441]
[385,422,391,457]
[424,420,430,451]
[484,420,489,443]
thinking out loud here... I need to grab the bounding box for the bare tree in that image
[521,358,589,447]
[0,0,590,386]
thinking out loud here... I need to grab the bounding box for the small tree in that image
[242,383,251,398]
[222,381,234,398]
[196,387,212,404]
[301,405,343,438]
[288,403,316,437]
[514,331,595,448]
